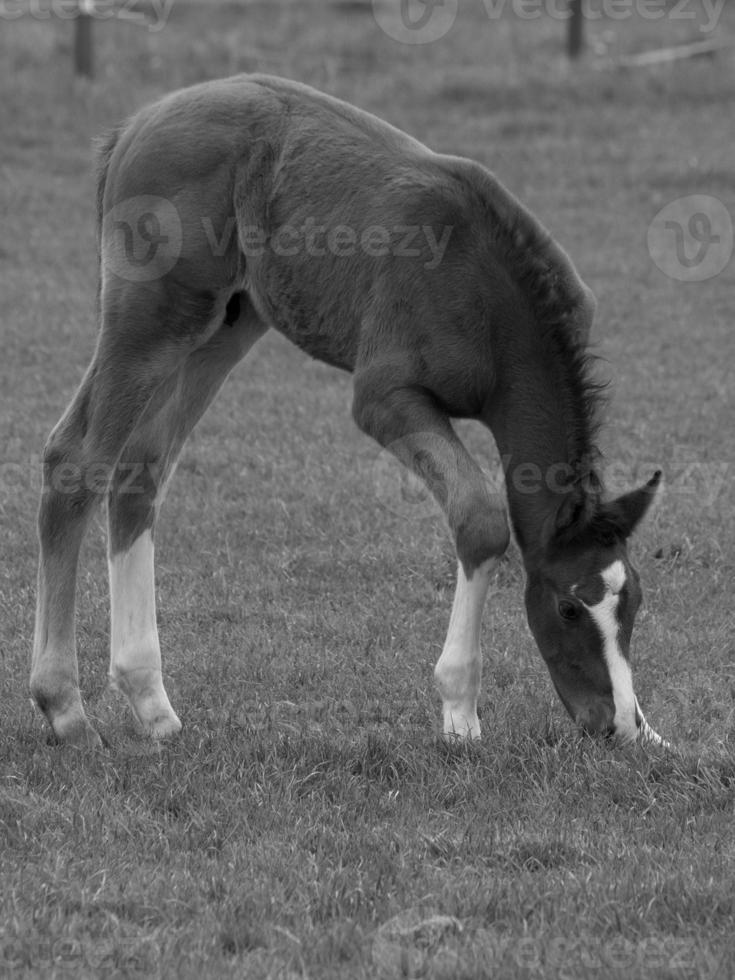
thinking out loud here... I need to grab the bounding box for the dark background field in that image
[1,1,735,977]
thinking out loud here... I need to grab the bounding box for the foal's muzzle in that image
[574,702,615,738]
[571,698,669,748]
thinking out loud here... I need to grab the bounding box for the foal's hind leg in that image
[32,362,107,745]
[32,283,220,745]
[352,366,510,740]
[107,300,266,736]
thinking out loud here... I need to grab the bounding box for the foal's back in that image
[103,74,515,400]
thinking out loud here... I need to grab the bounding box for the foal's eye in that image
[558,600,580,622]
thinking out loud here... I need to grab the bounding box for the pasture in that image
[2,1,735,976]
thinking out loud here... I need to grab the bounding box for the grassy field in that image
[2,1,735,977]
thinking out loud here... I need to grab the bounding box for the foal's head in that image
[524,472,662,743]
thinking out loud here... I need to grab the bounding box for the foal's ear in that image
[554,483,591,537]
[544,480,597,548]
[598,470,662,540]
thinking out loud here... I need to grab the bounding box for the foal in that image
[31,74,667,748]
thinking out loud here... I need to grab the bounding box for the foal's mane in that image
[473,168,609,534]
[518,233,608,532]
[512,233,606,482]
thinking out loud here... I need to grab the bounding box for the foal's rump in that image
[97,77,283,304]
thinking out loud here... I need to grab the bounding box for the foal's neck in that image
[485,311,598,555]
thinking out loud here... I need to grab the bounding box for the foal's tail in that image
[94,127,121,244]
[93,127,122,315]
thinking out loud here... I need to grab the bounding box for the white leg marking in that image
[109,530,181,737]
[434,559,495,740]
[583,560,638,743]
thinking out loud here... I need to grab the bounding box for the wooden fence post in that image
[74,0,94,77]
[567,0,583,59]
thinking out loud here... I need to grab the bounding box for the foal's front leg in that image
[435,558,497,739]
[352,369,509,740]
[108,525,181,737]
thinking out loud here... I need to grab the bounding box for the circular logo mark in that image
[370,432,458,521]
[647,194,732,283]
[371,908,463,978]
[371,448,441,521]
[372,0,458,45]
[102,195,183,282]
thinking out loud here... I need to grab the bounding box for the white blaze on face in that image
[581,559,638,743]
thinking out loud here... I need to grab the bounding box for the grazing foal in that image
[31,74,667,748]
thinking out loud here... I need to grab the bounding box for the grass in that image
[2,1,735,977]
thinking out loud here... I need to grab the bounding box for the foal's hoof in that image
[31,687,104,749]
[130,695,181,738]
[50,715,104,750]
[441,708,482,742]
[128,694,182,739]
[110,670,182,739]
[143,710,182,740]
